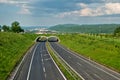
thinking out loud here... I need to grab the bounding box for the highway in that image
[50,42,120,80]
[13,42,66,80]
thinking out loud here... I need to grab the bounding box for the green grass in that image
[58,33,120,72]
[0,32,37,80]
[47,42,81,80]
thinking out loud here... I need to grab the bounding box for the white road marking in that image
[45,73,47,78]
[49,43,85,80]
[10,44,36,80]
[40,49,47,79]
[27,44,38,80]
[44,54,48,56]
[43,67,46,72]
[44,58,51,61]
[94,74,102,80]
[56,43,120,80]
[77,62,82,66]
[84,72,95,80]
[42,58,44,63]
[46,43,67,80]
[41,54,44,65]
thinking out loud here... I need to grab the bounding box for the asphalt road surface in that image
[13,42,66,80]
[50,42,120,80]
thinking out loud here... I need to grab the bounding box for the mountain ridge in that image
[49,24,120,33]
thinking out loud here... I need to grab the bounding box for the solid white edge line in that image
[9,44,36,80]
[45,43,67,80]
[27,44,38,80]
[43,67,46,73]
[56,43,120,80]
[49,43,85,80]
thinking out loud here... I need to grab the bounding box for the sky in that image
[0,0,120,26]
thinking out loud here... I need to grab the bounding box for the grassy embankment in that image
[58,34,120,72]
[47,42,81,80]
[0,32,37,80]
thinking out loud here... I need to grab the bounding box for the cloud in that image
[105,3,120,14]
[0,0,33,15]
[0,0,29,4]
[17,4,32,15]
[30,0,102,17]
[102,0,120,3]
[76,3,88,8]
[56,3,120,17]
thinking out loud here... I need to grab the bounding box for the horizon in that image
[0,0,120,26]
[20,24,120,29]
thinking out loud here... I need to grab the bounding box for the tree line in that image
[114,26,120,36]
[0,21,24,33]
[0,22,120,36]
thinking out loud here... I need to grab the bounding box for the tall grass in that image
[0,32,37,80]
[58,33,120,72]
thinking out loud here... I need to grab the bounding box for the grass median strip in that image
[46,42,81,80]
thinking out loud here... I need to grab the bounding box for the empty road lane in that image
[50,42,120,80]
[13,42,66,80]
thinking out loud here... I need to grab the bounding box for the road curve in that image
[13,42,65,80]
[50,42,120,80]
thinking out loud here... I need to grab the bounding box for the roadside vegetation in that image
[1,21,24,33]
[57,33,120,72]
[1,22,120,80]
[0,32,37,80]
[114,26,120,36]
[47,42,81,80]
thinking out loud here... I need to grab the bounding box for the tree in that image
[114,26,120,36]
[2,25,10,32]
[0,25,1,32]
[11,21,24,33]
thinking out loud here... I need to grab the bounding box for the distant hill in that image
[49,24,120,33]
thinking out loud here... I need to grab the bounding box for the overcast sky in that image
[0,0,120,26]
